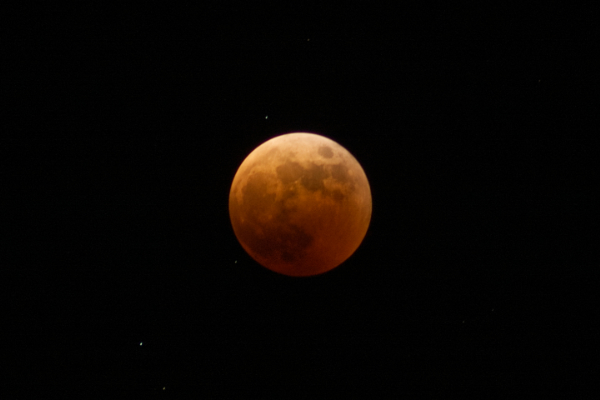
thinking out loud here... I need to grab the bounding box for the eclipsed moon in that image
[229,132,372,277]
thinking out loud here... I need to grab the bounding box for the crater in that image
[276,161,304,184]
[300,163,329,192]
[318,145,334,158]
[330,163,350,183]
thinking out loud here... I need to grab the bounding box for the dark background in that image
[3,3,595,393]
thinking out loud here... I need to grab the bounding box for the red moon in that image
[229,133,372,277]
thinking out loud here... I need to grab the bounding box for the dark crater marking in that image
[318,145,334,158]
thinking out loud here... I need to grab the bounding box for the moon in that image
[229,132,372,277]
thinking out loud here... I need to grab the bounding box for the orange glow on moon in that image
[229,133,372,277]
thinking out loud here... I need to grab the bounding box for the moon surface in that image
[229,133,372,277]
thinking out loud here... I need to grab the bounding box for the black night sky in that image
[3,3,595,394]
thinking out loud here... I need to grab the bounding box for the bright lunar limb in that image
[229,132,372,277]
